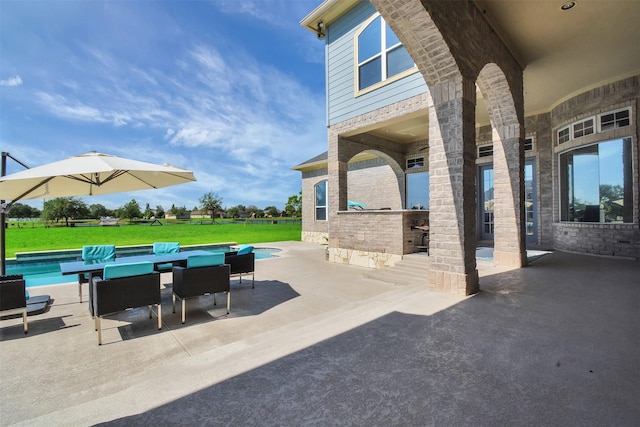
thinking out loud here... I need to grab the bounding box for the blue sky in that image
[0,0,326,212]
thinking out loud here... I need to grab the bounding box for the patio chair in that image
[224,245,255,288]
[0,275,51,333]
[78,244,116,303]
[152,241,183,271]
[91,261,161,345]
[172,253,230,324]
[348,200,366,210]
[0,274,28,333]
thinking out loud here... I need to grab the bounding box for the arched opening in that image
[346,149,404,211]
[476,63,527,268]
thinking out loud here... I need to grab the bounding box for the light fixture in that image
[316,22,325,40]
[561,1,576,10]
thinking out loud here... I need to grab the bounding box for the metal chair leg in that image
[157,304,162,330]
[96,317,102,345]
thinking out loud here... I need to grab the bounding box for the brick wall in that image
[347,159,402,210]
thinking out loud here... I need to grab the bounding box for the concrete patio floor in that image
[1,241,638,426]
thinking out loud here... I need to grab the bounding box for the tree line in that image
[6,191,302,226]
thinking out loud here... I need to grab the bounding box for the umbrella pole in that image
[1,152,30,276]
[1,152,6,275]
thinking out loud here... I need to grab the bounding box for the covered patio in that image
[1,241,638,425]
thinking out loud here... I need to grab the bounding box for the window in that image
[407,157,424,169]
[356,15,415,92]
[557,107,631,145]
[315,180,327,221]
[406,172,429,210]
[559,138,632,223]
[558,126,570,144]
[599,108,630,131]
[573,117,594,138]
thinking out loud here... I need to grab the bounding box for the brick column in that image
[492,126,527,267]
[327,130,348,250]
[427,77,479,295]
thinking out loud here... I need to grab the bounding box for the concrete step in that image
[194,284,429,366]
[362,254,431,286]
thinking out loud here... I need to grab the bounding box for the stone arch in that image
[371,0,526,294]
[477,63,527,267]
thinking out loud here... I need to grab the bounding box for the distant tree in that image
[226,206,240,218]
[143,203,153,219]
[89,203,110,219]
[285,192,302,217]
[264,206,279,217]
[120,199,142,221]
[155,205,165,219]
[41,197,89,226]
[170,204,189,219]
[7,202,40,218]
[199,191,224,221]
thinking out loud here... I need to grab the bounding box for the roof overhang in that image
[300,0,360,36]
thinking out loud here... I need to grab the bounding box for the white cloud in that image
[212,1,315,29]
[3,1,325,209]
[0,75,23,87]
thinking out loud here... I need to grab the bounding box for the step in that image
[192,284,431,366]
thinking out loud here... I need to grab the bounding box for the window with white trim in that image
[557,107,631,145]
[315,180,327,221]
[356,14,416,93]
[558,126,570,144]
[599,108,630,131]
[573,117,594,138]
[407,157,424,169]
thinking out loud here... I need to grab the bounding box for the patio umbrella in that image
[0,151,195,202]
[0,151,196,274]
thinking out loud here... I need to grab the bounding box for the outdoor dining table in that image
[59,250,214,303]
[59,250,214,277]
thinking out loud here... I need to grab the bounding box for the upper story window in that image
[315,180,327,221]
[355,14,416,94]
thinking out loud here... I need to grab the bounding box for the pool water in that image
[7,246,280,288]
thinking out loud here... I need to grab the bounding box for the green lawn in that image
[4,221,302,257]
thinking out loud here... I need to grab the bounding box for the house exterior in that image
[294,0,640,295]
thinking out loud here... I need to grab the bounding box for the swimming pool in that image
[6,245,280,288]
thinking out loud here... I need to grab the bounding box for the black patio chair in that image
[0,275,28,333]
[172,253,230,324]
[91,262,161,345]
[0,275,51,333]
[224,245,255,288]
